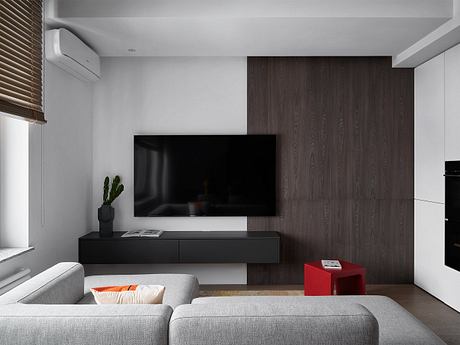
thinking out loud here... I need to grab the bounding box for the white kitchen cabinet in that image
[445,44,460,161]
[414,200,445,293]
[415,53,445,203]
[415,199,460,312]
[415,44,460,312]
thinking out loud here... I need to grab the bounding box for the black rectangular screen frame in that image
[134,134,276,217]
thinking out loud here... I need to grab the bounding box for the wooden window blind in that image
[0,0,45,123]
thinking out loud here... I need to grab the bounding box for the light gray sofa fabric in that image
[81,273,199,309]
[192,295,446,345]
[0,262,84,305]
[0,304,172,345]
[170,302,379,345]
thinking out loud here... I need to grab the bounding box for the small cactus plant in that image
[102,175,124,206]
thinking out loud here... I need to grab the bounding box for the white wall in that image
[414,43,460,312]
[91,57,248,284]
[0,62,93,281]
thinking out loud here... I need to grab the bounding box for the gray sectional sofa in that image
[0,262,446,345]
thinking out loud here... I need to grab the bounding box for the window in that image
[0,115,29,252]
[0,0,45,123]
[0,0,42,262]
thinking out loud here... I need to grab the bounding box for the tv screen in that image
[134,135,276,217]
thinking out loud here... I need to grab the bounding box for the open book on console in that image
[121,230,164,238]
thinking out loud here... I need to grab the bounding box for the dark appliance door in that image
[445,161,460,222]
[445,220,460,271]
[445,161,460,271]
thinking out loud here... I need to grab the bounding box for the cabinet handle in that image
[454,243,460,248]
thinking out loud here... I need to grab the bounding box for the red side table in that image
[304,260,366,296]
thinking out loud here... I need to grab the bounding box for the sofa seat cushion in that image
[170,302,378,345]
[192,296,445,345]
[80,274,199,308]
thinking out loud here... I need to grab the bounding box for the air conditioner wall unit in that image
[45,28,101,82]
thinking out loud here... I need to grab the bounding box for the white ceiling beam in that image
[43,17,449,57]
[393,0,460,67]
[393,16,460,67]
[52,0,452,19]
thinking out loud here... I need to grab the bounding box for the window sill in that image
[0,247,34,263]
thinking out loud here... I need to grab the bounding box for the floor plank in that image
[200,284,460,345]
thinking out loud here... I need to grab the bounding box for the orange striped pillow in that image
[90,285,165,304]
[92,285,138,293]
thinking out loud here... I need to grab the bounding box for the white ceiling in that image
[46,0,453,58]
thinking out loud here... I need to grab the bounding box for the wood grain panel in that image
[247,57,414,284]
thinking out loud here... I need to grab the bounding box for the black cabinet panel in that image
[79,231,280,264]
[180,239,279,263]
[79,239,179,264]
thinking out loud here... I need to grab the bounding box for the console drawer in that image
[79,239,179,264]
[179,238,279,263]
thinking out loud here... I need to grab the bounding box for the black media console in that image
[79,231,280,264]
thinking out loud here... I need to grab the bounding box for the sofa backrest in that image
[0,262,84,305]
[169,302,379,345]
[0,304,172,345]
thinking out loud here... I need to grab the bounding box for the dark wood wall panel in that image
[247,57,414,284]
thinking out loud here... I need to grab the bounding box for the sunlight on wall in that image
[0,115,29,248]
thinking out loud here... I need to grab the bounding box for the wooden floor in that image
[200,284,460,345]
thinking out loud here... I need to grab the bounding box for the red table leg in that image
[304,265,333,296]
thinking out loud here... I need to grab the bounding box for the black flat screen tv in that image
[134,135,276,217]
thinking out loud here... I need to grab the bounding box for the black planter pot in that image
[98,205,114,237]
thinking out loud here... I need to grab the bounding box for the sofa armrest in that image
[0,304,172,345]
[170,303,378,345]
[0,262,84,305]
